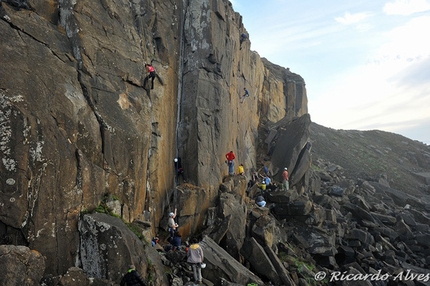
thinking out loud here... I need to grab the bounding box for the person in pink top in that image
[282,167,289,190]
[144,63,156,89]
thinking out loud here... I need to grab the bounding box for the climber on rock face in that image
[174,157,186,183]
[240,88,249,103]
[144,63,156,90]
[240,33,248,50]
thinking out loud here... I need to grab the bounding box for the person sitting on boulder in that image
[237,163,245,175]
[120,265,147,286]
[171,231,182,251]
[263,165,270,176]
[255,195,266,207]
[259,180,266,191]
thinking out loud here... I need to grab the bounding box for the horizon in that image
[231,0,430,145]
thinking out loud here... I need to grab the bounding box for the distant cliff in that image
[0,0,308,276]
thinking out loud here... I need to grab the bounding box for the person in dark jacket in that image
[239,33,248,49]
[120,265,147,286]
[171,231,182,251]
[174,157,186,183]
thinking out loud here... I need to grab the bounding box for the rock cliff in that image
[0,0,308,278]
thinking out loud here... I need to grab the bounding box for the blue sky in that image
[231,0,430,144]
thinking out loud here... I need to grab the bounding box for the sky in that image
[231,0,430,144]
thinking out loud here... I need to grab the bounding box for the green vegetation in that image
[311,164,324,172]
[126,222,143,240]
[94,196,120,219]
[277,251,328,285]
[81,193,147,243]
[295,259,314,273]
[146,259,155,282]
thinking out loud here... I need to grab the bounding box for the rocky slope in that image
[310,122,430,197]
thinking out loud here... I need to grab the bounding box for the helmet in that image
[200,263,206,268]
[284,167,288,170]
[169,212,174,217]
[174,158,178,162]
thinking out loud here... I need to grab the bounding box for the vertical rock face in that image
[179,0,307,190]
[0,0,308,276]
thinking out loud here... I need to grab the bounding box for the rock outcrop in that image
[0,0,308,279]
[5,1,428,286]
[0,245,45,286]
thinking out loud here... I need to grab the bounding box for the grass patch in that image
[82,193,147,243]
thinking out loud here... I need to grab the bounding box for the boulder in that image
[240,237,281,285]
[217,192,247,262]
[295,227,337,257]
[0,245,45,286]
[250,214,276,247]
[346,228,374,245]
[395,219,415,240]
[264,245,297,286]
[329,186,345,197]
[199,236,263,285]
[59,267,90,286]
[78,213,168,285]
[370,212,397,225]
[269,115,311,188]
[205,215,231,244]
[271,196,313,219]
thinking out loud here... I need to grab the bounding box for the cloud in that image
[335,12,370,25]
[383,0,430,15]
[380,15,430,55]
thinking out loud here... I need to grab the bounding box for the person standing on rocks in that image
[187,238,205,284]
[263,165,270,176]
[255,195,266,207]
[225,150,236,176]
[170,230,182,251]
[263,176,271,186]
[120,265,147,286]
[282,167,289,190]
[168,208,178,240]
